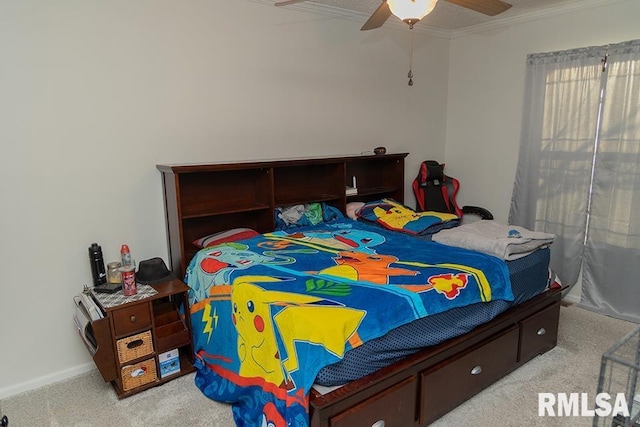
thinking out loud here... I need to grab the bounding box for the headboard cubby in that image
[157,153,408,277]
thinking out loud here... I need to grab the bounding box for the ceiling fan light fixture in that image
[387,0,438,24]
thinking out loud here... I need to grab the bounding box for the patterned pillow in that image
[346,202,365,220]
[357,198,459,235]
[193,228,260,248]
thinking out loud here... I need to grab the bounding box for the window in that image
[510,40,640,323]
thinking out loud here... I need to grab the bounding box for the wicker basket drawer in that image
[121,358,157,392]
[117,331,154,364]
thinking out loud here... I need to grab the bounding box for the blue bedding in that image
[316,247,551,385]
[185,219,514,427]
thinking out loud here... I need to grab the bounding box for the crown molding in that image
[251,0,630,40]
[448,0,630,39]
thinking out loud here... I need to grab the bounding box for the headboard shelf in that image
[158,153,408,277]
[348,186,399,198]
[180,204,272,220]
[275,194,342,206]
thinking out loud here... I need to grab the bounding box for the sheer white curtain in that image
[510,40,640,323]
[510,46,605,291]
[582,41,640,322]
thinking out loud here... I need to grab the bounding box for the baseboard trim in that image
[0,362,96,400]
[562,294,581,305]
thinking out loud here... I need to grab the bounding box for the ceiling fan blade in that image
[445,0,512,16]
[361,1,392,31]
[274,0,308,6]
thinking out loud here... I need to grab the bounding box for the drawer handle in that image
[372,421,385,427]
[471,366,482,375]
[537,328,547,336]
[127,339,144,349]
[130,315,136,323]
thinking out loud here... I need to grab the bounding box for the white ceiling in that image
[261,0,619,35]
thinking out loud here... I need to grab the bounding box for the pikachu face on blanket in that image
[372,202,457,231]
[231,275,365,388]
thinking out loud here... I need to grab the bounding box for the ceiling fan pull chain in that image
[408,26,414,86]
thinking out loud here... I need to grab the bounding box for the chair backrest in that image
[412,160,463,217]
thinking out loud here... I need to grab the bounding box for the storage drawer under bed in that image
[329,376,417,427]
[419,325,519,425]
[518,301,560,364]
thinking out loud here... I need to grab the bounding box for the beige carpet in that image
[433,304,637,427]
[1,305,637,426]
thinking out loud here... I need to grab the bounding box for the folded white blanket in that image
[432,221,555,260]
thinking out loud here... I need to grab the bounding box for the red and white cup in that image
[120,265,137,296]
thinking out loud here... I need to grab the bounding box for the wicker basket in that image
[117,330,154,364]
[121,358,157,391]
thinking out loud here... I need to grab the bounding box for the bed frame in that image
[157,154,563,426]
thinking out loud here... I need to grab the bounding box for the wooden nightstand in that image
[80,279,195,398]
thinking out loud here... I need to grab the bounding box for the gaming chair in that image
[412,160,493,220]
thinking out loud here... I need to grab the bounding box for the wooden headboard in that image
[157,153,408,277]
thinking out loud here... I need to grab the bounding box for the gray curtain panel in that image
[509,39,640,323]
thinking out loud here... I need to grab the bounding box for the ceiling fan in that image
[274,0,512,86]
[274,0,513,31]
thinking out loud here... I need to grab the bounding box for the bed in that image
[157,154,563,427]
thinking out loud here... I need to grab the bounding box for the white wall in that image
[11,0,635,399]
[445,0,640,304]
[445,0,640,222]
[0,1,449,397]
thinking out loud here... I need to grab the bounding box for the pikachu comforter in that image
[185,219,513,427]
